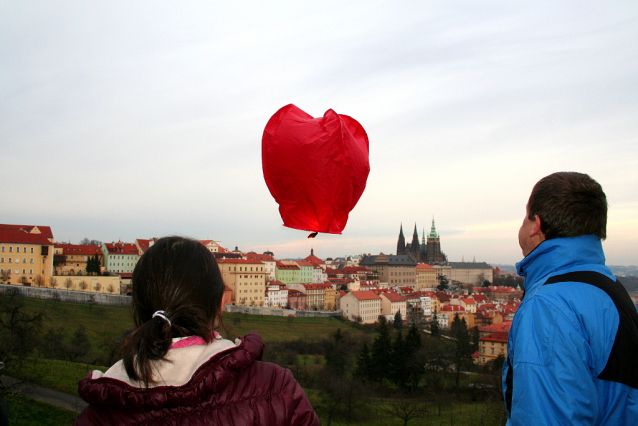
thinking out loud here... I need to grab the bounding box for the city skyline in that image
[2,2,637,266]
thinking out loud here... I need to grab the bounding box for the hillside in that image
[618,275,638,295]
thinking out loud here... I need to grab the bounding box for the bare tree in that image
[0,270,10,283]
[32,275,44,287]
[381,397,427,426]
[79,280,88,291]
[64,278,73,290]
[93,282,102,292]
[48,276,58,289]
[0,294,47,373]
[106,283,114,294]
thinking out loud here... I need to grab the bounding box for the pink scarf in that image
[170,331,221,349]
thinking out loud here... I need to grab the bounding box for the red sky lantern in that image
[262,104,370,235]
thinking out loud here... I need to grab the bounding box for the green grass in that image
[8,358,107,397]
[4,295,507,425]
[15,296,373,360]
[2,393,77,426]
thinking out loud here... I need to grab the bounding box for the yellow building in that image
[218,258,266,306]
[416,263,438,290]
[0,224,55,287]
[478,329,509,365]
[53,243,103,276]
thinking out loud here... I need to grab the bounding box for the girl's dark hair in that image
[122,236,225,386]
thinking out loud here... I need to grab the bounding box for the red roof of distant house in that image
[480,331,509,343]
[0,230,53,245]
[303,283,327,291]
[104,242,138,254]
[136,238,157,254]
[475,286,518,293]
[437,293,450,303]
[460,297,476,305]
[416,263,435,270]
[441,305,465,312]
[54,244,102,255]
[0,224,54,240]
[266,280,285,286]
[245,253,275,262]
[381,292,406,303]
[218,258,264,265]
[304,253,324,266]
[296,261,313,267]
[276,261,299,270]
[479,322,511,333]
[472,294,490,304]
[349,290,381,301]
[288,289,306,297]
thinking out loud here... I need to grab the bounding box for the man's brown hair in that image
[528,171,607,240]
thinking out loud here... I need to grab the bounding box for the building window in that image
[30,247,34,253]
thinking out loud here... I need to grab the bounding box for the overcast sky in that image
[2,1,637,266]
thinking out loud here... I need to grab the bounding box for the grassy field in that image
[14,296,375,363]
[4,295,507,425]
[2,393,77,426]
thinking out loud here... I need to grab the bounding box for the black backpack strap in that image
[544,271,638,389]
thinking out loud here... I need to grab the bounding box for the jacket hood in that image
[78,332,264,411]
[516,235,606,296]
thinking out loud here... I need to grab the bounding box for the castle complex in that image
[396,218,448,265]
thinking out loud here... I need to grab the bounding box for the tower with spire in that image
[424,217,447,265]
[395,217,447,265]
[396,223,406,255]
[410,223,421,262]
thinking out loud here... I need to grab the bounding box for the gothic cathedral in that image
[396,218,448,265]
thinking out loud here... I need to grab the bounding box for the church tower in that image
[425,217,447,265]
[409,223,421,262]
[396,223,406,255]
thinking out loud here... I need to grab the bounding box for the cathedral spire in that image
[397,223,406,255]
[429,216,439,238]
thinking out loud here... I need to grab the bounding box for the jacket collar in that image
[78,332,264,410]
[516,235,605,297]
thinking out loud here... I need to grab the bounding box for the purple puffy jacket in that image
[75,332,320,426]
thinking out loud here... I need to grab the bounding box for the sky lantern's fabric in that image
[262,104,370,234]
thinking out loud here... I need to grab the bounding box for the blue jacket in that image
[503,235,638,425]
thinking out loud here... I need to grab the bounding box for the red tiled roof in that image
[480,331,509,343]
[381,292,406,303]
[219,258,264,264]
[0,231,53,245]
[104,242,138,254]
[478,322,511,333]
[303,254,324,265]
[349,290,381,301]
[136,239,153,253]
[416,263,435,270]
[276,262,299,270]
[245,253,275,262]
[0,224,54,240]
[54,244,101,255]
[441,305,466,312]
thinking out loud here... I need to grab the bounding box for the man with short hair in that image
[503,172,638,425]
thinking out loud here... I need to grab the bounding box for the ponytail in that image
[120,237,225,387]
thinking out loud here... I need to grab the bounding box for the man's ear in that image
[530,215,545,239]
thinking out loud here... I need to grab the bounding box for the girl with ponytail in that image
[75,236,319,426]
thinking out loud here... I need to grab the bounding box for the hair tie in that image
[152,310,172,326]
